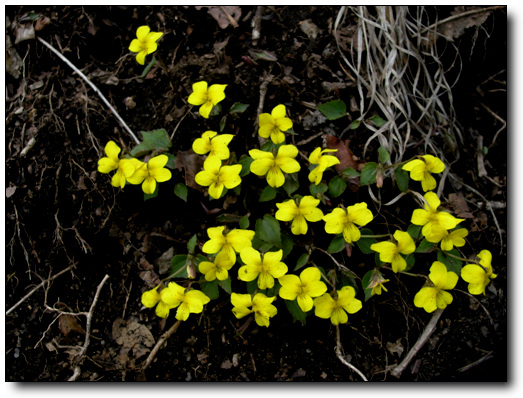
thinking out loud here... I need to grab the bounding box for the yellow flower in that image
[258,104,293,144]
[275,196,324,235]
[97,142,145,188]
[231,293,277,327]
[411,192,463,242]
[198,251,235,282]
[188,81,227,119]
[308,147,340,185]
[128,25,163,65]
[440,228,468,251]
[370,230,416,273]
[194,156,242,199]
[323,203,373,244]
[238,248,288,290]
[313,286,362,325]
[98,141,122,174]
[126,154,172,194]
[192,130,234,161]
[201,226,254,263]
[249,144,301,188]
[461,249,497,295]
[365,270,390,296]
[402,155,445,192]
[278,267,327,312]
[141,282,209,320]
[413,261,458,313]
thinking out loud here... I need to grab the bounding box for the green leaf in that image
[246,279,259,295]
[378,146,390,164]
[407,224,422,240]
[174,183,188,202]
[328,175,347,198]
[229,102,250,114]
[360,162,378,186]
[404,253,415,271]
[187,234,197,254]
[239,215,250,229]
[260,140,277,152]
[201,279,219,300]
[219,278,232,295]
[350,120,361,130]
[294,253,310,271]
[251,50,278,62]
[130,129,172,157]
[361,270,375,302]
[259,185,277,202]
[328,234,346,253]
[238,155,253,177]
[281,232,294,259]
[342,167,361,178]
[355,229,378,254]
[255,214,281,248]
[415,238,437,253]
[284,299,309,325]
[282,177,299,197]
[317,100,347,120]
[219,115,227,132]
[394,166,409,192]
[170,254,189,279]
[437,250,463,275]
[309,182,328,197]
[368,115,387,127]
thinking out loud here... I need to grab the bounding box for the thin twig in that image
[335,325,368,381]
[391,308,444,378]
[141,319,182,371]
[68,274,110,381]
[251,6,264,45]
[6,263,76,315]
[457,351,493,373]
[36,36,140,145]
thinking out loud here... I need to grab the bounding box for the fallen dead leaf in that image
[196,6,241,29]
[386,338,404,357]
[112,317,155,361]
[323,134,364,173]
[174,149,204,191]
[59,314,85,339]
[448,192,474,218]
[155,247,174,274]
[438,6,493,42]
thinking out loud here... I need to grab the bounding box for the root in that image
[140,319,182,372]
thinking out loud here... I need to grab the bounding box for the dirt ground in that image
[4,6,507,382]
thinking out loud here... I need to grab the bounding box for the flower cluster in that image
[97,141,171,194]
[141,282,210,320]
[98,76,497,329]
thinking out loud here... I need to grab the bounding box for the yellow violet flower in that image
[258,104,293,144]
[370,230,416,273]
[440,228,468,251]
[249,144,301,188]
[313,286,362,325]
[413,261,458,313]
[411,192,463,242]
[308,147,340,185]
[278,267,327,312]
[126,154,172,194]
[141,282,210,320]
[461,249,497,295]
[98,141,139,188]
[198,251,235,282]
[275,196,324,235]
[323,203,373,244]
[192,130,234,161]
[188,81,227,119]
[231,293,277,327]
[238,248,288,290]
[128,25,163,65]
[202,226,255,263]
[366,270,390,296]
[402,155,445,192]
[194,156,242,199]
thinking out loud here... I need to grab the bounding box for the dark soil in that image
[5,6,507,382]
